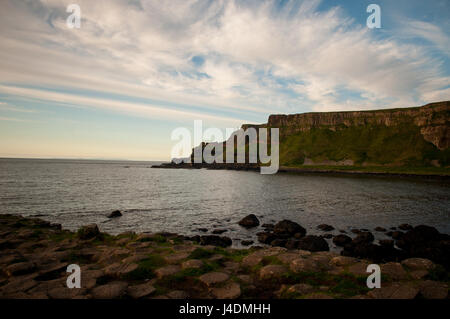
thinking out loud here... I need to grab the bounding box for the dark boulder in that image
[374,227,386,232]
[321,234,333,239]
[297,235,329,252]
[241,240,254,246]
[397,225,440,249]
[379,239,394,247]
[199,235,232,247]
[398,224,413,231]
[261,223,274,230]
[317,224,334,232]
[270,239,288,247]
[77,224,100,240]
[391,231,404,240]
[197,228,208,233]
[352,232,374,245]
[333,234,352,247]
[274,220,306,237]
[285,239,300,250]
[238,214,260,228]
[351,229,361,234]
[257,232,277,244]
[108,210,122,218]
[212,229,227,234]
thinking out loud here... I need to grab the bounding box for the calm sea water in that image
[0,158,449,248]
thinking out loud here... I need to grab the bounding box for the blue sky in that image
[0,0,449,160]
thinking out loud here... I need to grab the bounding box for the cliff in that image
[245,101,450,168]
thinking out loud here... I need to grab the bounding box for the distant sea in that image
[0,158,449,248]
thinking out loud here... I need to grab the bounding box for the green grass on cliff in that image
[278,123,449,168]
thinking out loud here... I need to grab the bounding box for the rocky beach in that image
[1,214,448,299]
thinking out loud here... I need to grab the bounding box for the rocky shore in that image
[0,214,448,299]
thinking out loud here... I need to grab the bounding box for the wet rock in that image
[317,224,334,232]
[212,229,227,235]
[241,240,254,246]
[391,231,404,240]
[352,232,374,245]
[351,229,361,234]
[274,220,306,237]
[374,227,386,232]
[270,238,287,248]
[259,265,288,280]
[379,239,394,247]
[92,281,128,299]
[211,282,241,299]
[398,224,413,231]
[257,232,277,244]
[238,214,260,228]
[332,234,352,247]
[297,236,329,252]
[108,210,122,218]
[321,234,333,239]
[127,283,156,299]
[261,223,274,230]
[199,235,232,247]
[199,272,229,286]
[77,224,100,240]
[197,228,208,232]
[285,239,300,250]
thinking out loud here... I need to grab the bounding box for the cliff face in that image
[240,101,449,167]
[266,101,450,150]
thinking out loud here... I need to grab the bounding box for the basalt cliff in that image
[159,101,450,173]
[244,101,450,168]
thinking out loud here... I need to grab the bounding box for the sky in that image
[0,0,449,161]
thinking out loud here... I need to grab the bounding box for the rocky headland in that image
[1,214,448,299]
[154,101,450,177]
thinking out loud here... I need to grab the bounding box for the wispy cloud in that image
[0,0,449,118]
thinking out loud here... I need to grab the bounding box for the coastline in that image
[152,163,450,180]
[1,214,448,299]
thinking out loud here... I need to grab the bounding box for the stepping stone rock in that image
[330,256,358,267]
[127,283,156,299]
[6,262,36,276]
[92,281,128,299]
[347,262,370,276]
[104,262,138,277]
[419,281,448,299]
[367,283,419,299]
[164,252,190,264]
[48,287,87,299]
[277,253,299,264]
[304,293,333,299]
[259,265,288,280]
[332,235,352,247]
[380,262,408,281]
[167,290,189,299]
[155,265,181,278]
[290,258,318,273]
[287,283,314,295]
[242,254,263,267]
[199,272,229,286]
[182,259,204,269]
[211,282,241,299]
[401,258,434,271]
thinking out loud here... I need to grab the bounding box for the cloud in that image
[0,0,449,121]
